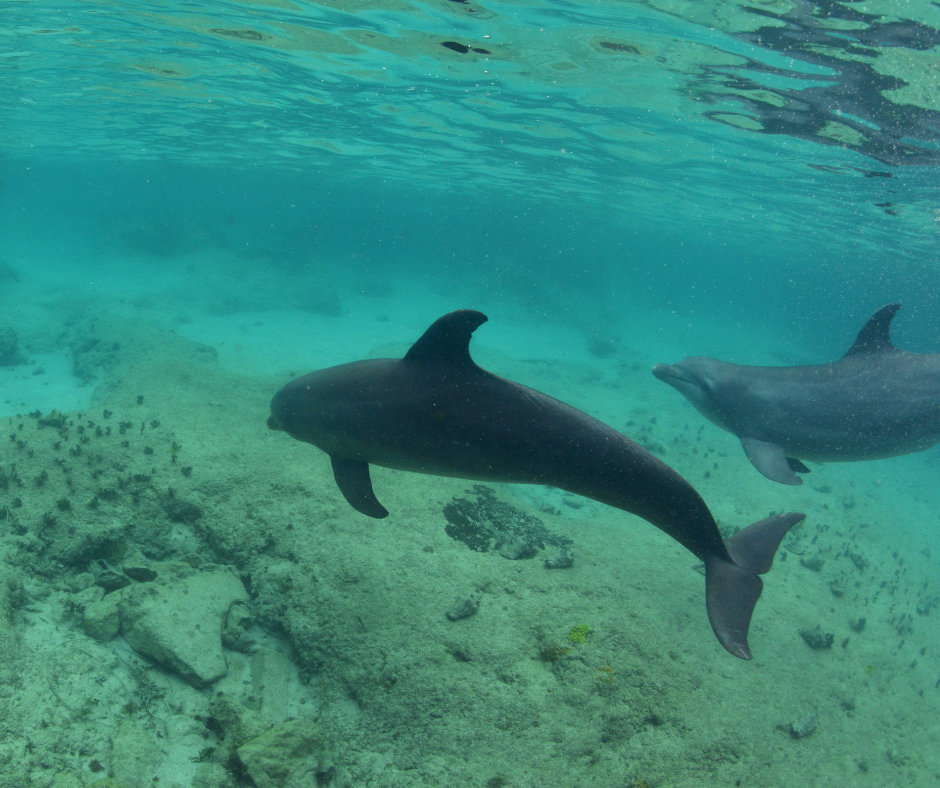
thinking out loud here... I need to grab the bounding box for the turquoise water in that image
[2,1,940,786]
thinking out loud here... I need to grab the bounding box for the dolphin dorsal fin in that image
[842,303,901,358]
[404,310,488,368]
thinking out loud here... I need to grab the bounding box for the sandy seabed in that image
[0,257,938,788]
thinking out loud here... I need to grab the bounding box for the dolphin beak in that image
[267,414,283,431]
[652,363,692,384]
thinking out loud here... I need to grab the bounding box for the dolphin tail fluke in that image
[705,512,805,660]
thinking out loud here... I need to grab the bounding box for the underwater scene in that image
[3,0,940,786]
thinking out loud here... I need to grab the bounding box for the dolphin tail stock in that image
[704,512,805,660]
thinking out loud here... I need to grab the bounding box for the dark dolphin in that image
[653,303,939,485]
[268,310,804,660]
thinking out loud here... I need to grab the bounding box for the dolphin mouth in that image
[652,363,694,384]
[267,414,283,431]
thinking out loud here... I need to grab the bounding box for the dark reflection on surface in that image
[698,1,940,165]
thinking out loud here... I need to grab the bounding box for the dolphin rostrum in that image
[268,310,804,659]
[652,303,938,485]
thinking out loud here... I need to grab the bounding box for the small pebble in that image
[544,544,575,569]
[124,565,158,583]
[446,597,479,621]
[790,713,818,739]
[800,625,834,650]
[95,569,132,592]
[799,556,825,572]
[498,536,536,560]
[70,572,96,592]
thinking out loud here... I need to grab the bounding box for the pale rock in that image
[209,647,295,762]
[70,584,104,614]
[193,762,236,788]
[237,719,332,788]
[84,594,120,641]
[119,565,249,688]
[69,572,96,592]
[111,719,161,788]
[50,775,83,788]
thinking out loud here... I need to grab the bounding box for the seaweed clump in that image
[442,484,571,553]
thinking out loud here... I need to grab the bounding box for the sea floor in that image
[0,251,938,788]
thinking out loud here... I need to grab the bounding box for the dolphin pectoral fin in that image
[330,456,389,519]
[706,512,806,659]
[740,437,803,485]
[786,457,811,474]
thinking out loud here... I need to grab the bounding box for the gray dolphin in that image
[267,310,804,659]
[652,303,938,485]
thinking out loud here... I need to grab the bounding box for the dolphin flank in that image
[268,310,804,659]
[653,303,940,485]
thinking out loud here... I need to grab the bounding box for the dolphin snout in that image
[652,363,691,383]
